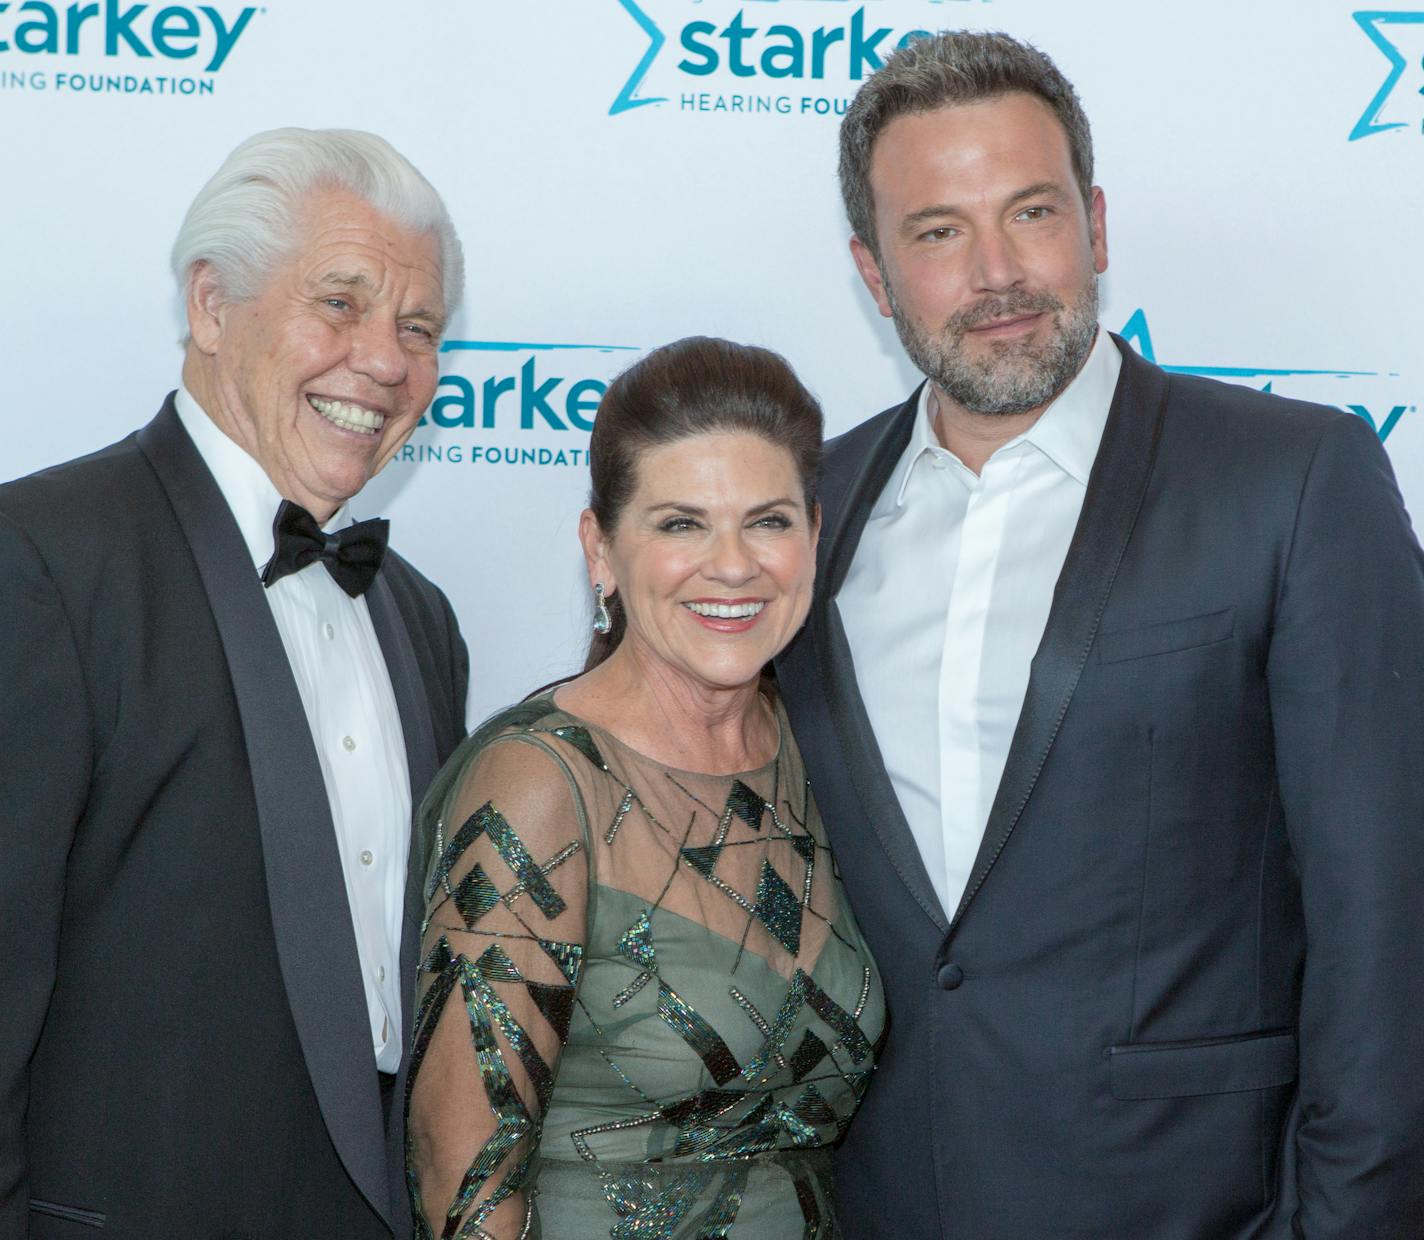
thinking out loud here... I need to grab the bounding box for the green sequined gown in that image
[407,693,886,1239]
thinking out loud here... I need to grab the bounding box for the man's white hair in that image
[171,126,464,319]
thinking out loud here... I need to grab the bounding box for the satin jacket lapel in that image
[817,385,949,934]
[949,337,1168,929]
[365,574,437,1095]
[137,398,395,1230]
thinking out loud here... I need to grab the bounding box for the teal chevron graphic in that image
[1119,310,1374,382]
[441,339,637,355]
[1118,310,1409,442]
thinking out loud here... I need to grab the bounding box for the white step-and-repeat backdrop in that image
[4,1,1421,722]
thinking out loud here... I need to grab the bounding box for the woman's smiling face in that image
[583,431,819,694]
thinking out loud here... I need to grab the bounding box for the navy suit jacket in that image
[776,338,1424,1238]
[0,398,468,1239]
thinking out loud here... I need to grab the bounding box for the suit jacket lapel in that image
[138,398,395,1230]
[950,337,1168,928]
[817,385,950,934]
[365,573,438,1126]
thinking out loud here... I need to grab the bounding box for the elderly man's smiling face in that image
[187,188,446,521]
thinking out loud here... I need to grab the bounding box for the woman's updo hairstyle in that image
[584,336,824,670]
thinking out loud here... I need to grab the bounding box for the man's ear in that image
[578,508,615,597]
[850,235,894,319]
[186,262,226,355]
[1089,186,1109,275]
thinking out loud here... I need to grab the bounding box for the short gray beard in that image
[886,276,1100,417]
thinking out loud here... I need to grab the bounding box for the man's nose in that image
[969,226,1027,292]
[349,314,409,386]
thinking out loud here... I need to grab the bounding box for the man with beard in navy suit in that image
[776,31,1424,1238]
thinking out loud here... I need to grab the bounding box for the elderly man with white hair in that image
[0,128,470,1239]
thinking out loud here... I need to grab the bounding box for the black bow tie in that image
[261,500,389,598]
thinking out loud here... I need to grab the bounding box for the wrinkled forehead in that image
[286,189,446,308]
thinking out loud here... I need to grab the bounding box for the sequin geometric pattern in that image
[408,696,885,1238]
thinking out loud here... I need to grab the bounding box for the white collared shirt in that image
[175,387,413,1071]
[838,330,1121,917]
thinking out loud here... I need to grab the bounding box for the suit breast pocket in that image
[1095,607,1236,665]
[29,1200,106,1231]
[1106,1028,1296,1100]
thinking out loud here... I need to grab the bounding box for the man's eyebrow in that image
[316,271,446,331]
[899,181,1072,230]
[900,203,966,230]
[403,305,446,329]
[318,271,375,290]
[1005,180,1070,207]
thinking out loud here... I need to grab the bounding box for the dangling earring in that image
[592,582,612,635]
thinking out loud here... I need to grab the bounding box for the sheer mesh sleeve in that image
[408,733,591,1240]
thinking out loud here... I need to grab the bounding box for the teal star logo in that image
[611,0,666,115]
[1349,10,1424,140]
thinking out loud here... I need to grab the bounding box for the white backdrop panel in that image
[3,0,1420,722]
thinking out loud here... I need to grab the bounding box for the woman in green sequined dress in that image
[407,338,886,1239]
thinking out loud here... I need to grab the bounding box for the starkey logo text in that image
[0,0,258,98]
[612,0,991,119]
[398,340,638,470]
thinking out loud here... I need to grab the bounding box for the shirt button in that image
[937,963,964,991]
[377,965,386,983]
[323,622,335,640]
[342,735,356,752]
[360,849,374,867]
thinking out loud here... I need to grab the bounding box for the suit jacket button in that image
[937,963,964,990]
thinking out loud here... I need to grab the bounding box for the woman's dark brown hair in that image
[584,336,824,671]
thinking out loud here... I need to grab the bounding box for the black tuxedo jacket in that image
[776,339,1424,1238]
[0,399,468,1239]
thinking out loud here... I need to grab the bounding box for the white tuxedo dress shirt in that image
[838,330,1120,916]
[175,387,412,1071]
